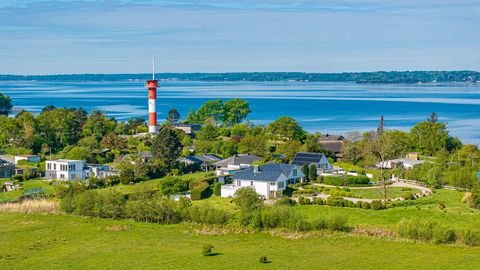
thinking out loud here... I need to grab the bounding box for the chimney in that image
[253,165,259,174]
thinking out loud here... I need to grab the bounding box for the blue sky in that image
[0,0,479,74]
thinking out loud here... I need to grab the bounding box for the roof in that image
[320,141,344,153]
[291,152,327,166]
[0,159,14,165]
[179,154,222,164]
[48,159,84,163]
[214,154,262,167]
[16,155,40,158]
[233,163,298,182]
[318,134,344,142]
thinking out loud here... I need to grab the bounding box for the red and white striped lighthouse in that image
[146,59,158,134]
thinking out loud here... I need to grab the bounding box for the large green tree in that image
[223,98,251,126]
[0,93,12,116]
[410,114,449,155]
[268,116,306,141]
[151,127,182,167]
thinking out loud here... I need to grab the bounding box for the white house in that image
[45,159,85,181]
[376,158,425,170]
[14,155,41,164]
[84,164,119,179]
[221,163,304,199]
[214,154,262,176]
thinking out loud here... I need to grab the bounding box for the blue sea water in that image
[1,80,479,144]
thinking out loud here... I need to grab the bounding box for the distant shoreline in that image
[1,71,479,84]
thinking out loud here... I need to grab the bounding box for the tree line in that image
[1,71,479,83]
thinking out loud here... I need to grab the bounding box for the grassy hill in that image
[1,212,479,270]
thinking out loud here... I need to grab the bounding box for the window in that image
[53,163,56,170]
[236,180,241,187]
[293,169,297,177]
[278,181,285,189]
[250,181,253,186]
[270,182,276,186]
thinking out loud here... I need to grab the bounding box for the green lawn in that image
[0,179,54,202]
[297,189,480,231]
[1,212,479,270]
[100,172,212,195]
[350,186,421,199]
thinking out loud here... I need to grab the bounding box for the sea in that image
[1,80,479,144]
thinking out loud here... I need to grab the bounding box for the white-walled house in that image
[45,160,85,181]
[14,155,41,164]
[221,163,304,199]
[214,154,262,176]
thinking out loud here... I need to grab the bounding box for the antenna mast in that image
[152,57,155,80]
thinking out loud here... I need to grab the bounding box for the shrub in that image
[326,214,348,231]
[311,218,327,230]
[403,192,415,200]
[190,181,212,200]
[184,205,229,225]
[259,256,269,264]
[344,175,370,186]
[312,198,324,205]
[275,197,297,206]
[213,182,222,196]
[260,206,310,231]
[370,200,384,210]
[202,244,214,256]
[323,176,344,186]
[458,230,480,247]
[438,203,446,210]
[361,201,371,209]
[397,218,456,244]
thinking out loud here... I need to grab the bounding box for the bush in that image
[458,230,480,247]
[259,256,269,264]
[370,200,385,210]
[190,181,212,200]
[260,206,310,231]
[202,244,214,256]
[361,201,371,209]
[323,176,344,186]
[344,175,370,186]
[184,205,229,225]
[326,214,348,231]
[275,197,297,206]
[213,182,222,196]
[397,218,456,244]
[311,218,327,230]
[312,198,324,205]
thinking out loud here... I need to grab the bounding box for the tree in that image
[196,124,219,141]
[301,164,309,180]
[304,133,324,153]
[308,164,317,181]
[277,140,303,162]
[233,187,263,212]
[268,116,306,142]
[238,135,267,157]
[343,131,363,164]
[151,127,182,167]
[167,108,180,123]
[410,119,449,156]
[82,110,116,139]
[0,92,12,116]
[191,100,224,125]
[223,98,251,126]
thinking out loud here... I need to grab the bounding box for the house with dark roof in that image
[214,154,262,176]
[291,152,333,173]
[221,163,304,199]
[318,134,344,161]
[177,154,222,172]
[0,158,15,178]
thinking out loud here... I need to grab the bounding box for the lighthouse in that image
[146,59,158,134]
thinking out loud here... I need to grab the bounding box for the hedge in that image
[191,182,212,200]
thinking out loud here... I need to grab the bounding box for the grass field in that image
[349,186,421,199]
[1,212,480,270]
[297,189,480,230]
[100,172,212,195]
[0,179,54,203]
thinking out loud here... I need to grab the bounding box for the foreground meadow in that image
[1,213,480,270]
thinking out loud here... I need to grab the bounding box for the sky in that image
[0,0,479,74]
